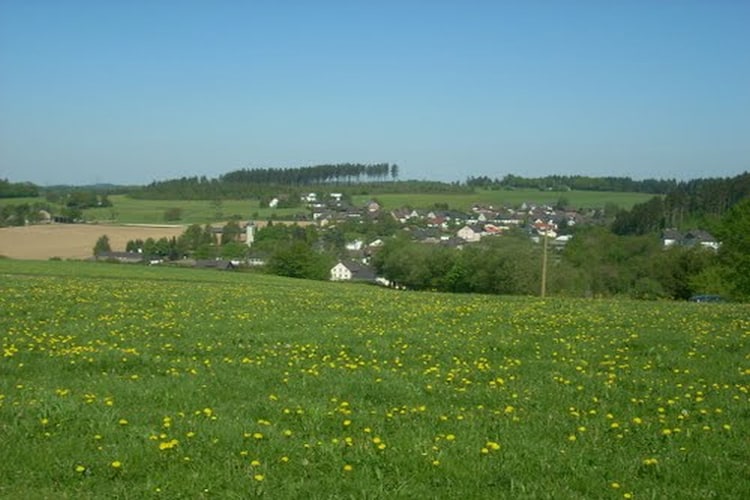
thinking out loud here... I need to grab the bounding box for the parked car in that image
[689,294,725,303]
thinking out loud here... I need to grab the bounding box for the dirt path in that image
[0,224,186,260]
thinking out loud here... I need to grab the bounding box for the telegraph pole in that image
[540,228,548,298]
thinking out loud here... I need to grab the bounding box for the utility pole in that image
[540,228,549,298]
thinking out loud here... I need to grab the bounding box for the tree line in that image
[221,163,399,185]
[0,179,39,198]
[612,172,750,235]
[466,174,678,194]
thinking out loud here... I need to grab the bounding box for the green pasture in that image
[1,259,747,498]
[352,189,655,213]
[2,188,655,225]
[84,196,301,224]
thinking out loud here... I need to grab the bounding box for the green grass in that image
[3,188,654,225]
[84,196,301,224]
[0,195,301,224]
[353,189,656,212]
[1,259,748,498]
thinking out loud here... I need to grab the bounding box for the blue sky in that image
[1,1,748,186]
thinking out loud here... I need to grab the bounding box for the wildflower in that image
[159,439,179,450]
[642,457,658,466]
[250,459,261,467]
[482,441,499,452]
[343,464,353,472]
[253,474,264,482]
[111,461,122,469]
[75,465,86,473]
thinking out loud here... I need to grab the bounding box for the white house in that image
[457,225,482,242]
[330,261,376,282]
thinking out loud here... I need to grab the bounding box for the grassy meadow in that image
[1,260,748,498]
[2,188,656,225]
[351,189,655,213]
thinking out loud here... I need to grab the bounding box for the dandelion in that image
[75,465,86,473]
[343,464,353,472]
[118,418,128,426]
[111,461,122,469]
[642,457,658,466]
[158,439,179,450]
[253,474,264,482]
[250,459,261,467]
[483,441,498,451]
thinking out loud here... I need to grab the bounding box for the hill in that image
[1,260,748,498]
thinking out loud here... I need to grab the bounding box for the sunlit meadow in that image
[1,260,748,498]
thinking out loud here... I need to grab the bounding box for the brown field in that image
[0,224,186,260]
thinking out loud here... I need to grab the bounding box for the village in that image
[95,191,721,285]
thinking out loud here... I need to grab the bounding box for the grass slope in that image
[3,188,655,225]
[352,189,655,213]
[1,260,748,498]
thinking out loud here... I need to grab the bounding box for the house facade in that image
[330,261,376,282]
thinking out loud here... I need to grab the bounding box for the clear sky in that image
[1,1,748,186]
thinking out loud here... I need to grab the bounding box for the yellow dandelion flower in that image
[75,465,86,473]
[343,464,353,472]
[253,474,264,482]
[111,461,122,469]
[250,459,261,467]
